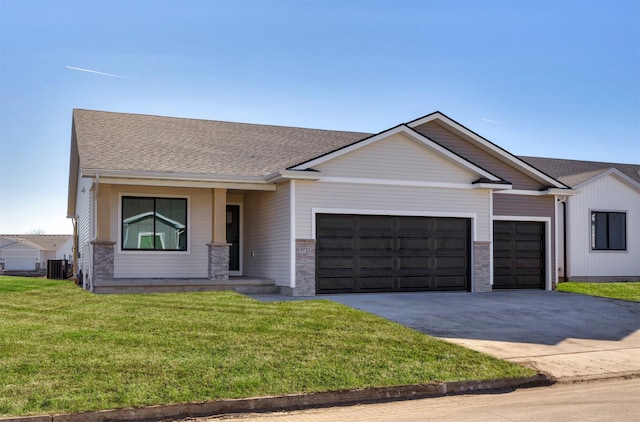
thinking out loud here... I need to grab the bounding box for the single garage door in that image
[5,256,37,271]
[493,221,545,289]
[316,214,470,294]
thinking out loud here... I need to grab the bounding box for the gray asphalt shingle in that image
[520,156,640,187]
[73,109,638,188]
[73,109,370,177]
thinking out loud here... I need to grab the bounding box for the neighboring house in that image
[0,235,73,272]
[521,157,640,281]
[67,109,575,295]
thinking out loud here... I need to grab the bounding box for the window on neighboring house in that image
[591,211,626,251]
[122,197,187,251]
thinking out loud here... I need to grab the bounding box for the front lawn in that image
[557,282,640,302]
[0,276,534,417]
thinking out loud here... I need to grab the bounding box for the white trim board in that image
[290,180,296,288]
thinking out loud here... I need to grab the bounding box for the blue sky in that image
[0,0,638,234]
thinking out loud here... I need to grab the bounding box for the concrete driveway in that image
[319,291,640,382]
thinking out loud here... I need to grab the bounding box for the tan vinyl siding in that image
[295,181,491,241]
[110,186,211,278]
[415,121,544,190]
[243,182,291,286]
[493,193,556,282]
[315,133,476,183]
[566,175,640,278]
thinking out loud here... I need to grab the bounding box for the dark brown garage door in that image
[316,214,470,294]
[493,221,545,289]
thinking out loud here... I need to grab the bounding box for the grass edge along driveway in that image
[557,282,640,302]
[0,277,534,417]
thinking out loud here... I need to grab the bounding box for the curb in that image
[1,374,550,422]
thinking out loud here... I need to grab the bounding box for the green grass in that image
[557,282,640,302]
[0,276,534,417]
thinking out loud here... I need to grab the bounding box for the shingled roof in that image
[520,156,640,187]
[0,235,72,251]
[73,109,371,177]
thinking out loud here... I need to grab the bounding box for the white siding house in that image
[522,157,640,282]
[565,170,640,280]
[0,235,73,272]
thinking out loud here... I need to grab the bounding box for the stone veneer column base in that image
[282,239,316,297]
[207,243,230,281]
[91,240,115,288]
[473,241,492,293]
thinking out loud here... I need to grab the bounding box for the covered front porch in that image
[85,178,291,293]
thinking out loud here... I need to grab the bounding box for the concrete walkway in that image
[253,290,640,381]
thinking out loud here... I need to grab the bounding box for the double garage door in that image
[316,215,546,294]
[316,214,471,294]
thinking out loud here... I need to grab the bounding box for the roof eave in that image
[543,188,578,196]
[82,169,278,191]
[264,170,323,183]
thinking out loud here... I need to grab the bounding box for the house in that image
[520,157,640,281]
[67,109,576,295]
[0,235,73,273]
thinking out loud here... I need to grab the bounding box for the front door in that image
[226,205,240,272]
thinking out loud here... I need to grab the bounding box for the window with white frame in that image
[122,197,187,251]
[591,211,626,251]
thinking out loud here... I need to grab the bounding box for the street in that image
[191,378,639,422]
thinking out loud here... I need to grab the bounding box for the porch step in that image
[93,277,278,295]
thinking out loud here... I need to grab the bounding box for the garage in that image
[316,214,471,294]
[493,221,545,289]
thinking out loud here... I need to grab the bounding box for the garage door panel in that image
[316,256,354,270]
[360,257,394,270]
[359,277,394,290]
[436,238,467,250]
[435,275,468,289]
[317,237,355,250]
[516,241,543,251]
[316,214,470,294]
[317,277,356,292]
[359,215,394,229]
[318,215,356,229]
[397,237,430,250]
[396,255,429,269]
[516,223,543,235]
[493,221,545,289]
[435,256,468,269]
[359,237,393,250]
[397,276,432,289]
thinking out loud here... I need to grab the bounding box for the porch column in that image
[91,182,114,289]
[208,188,230,281]
[95,183,111,242]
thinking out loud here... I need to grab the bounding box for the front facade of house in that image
[68,110,573,295]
